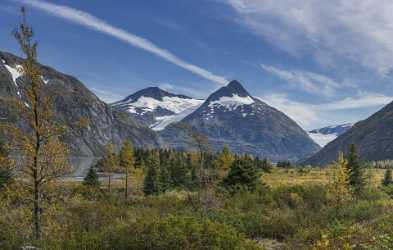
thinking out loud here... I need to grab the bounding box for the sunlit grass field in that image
[90,166,387,195]
[263,167,385,187]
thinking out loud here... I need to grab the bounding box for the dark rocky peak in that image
[117,86,192,104]
[207,80,251,102]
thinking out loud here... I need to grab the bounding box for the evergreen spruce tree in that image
[187,154,198,190]
[160,164,172,192]
[83,167,100,188]
[143,152,161,196]
[256,158,273,173]
[382,168,393,186]
[346,144,365,196]
[223,155,260,192]
[169,153,189,188]
[119,140,134,199]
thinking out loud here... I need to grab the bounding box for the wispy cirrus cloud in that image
[16,0,228,85]
[260,93,393,129]
[260,64,343,98]
[225,0,393,75]
[318,94,393,111]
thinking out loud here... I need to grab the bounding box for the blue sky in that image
[1,0,393,130]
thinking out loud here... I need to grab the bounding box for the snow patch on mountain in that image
[41,76,49,84]
[308,133,338,147]
[4,64,23,86]
[129,96,203,114]
[151,103,203,131]
[308,123,353,147]
[208,94,254,111]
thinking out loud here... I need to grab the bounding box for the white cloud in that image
[259,94,319,128]
[158,83,209,99]
[317,94,393,111]
[259,93,393,129]
[260,64,342,98]
[226,0,393,75]
[90,87,124,103]
[18,0,228,85]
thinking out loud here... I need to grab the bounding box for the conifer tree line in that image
[89,143,273,196]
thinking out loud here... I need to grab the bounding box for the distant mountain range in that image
[305,101,393,165]
[308,123,353,147]
[10,50,383,165]
[113,80,320,162]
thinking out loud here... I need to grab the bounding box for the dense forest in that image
[1,7,393,250]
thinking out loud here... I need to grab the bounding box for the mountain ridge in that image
[111,86,203,129]
[159,80,320,162]
[305,102,393,165]
[1,50,320,164]
[0,50,160,160]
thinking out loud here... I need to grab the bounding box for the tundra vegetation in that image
[1,8,393,250]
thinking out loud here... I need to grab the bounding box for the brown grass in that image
[263,167,385,188]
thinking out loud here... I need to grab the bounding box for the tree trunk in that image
[125,168,128,199]
[108,175,112,192]
[33,176,42,240]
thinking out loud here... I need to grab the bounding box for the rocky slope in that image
[305,102,393,165]
[159,80,320,162]
[0,51,160,158]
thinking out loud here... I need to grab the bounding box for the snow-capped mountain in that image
[111,87,203,130]
[308,123,353,147]
[160,80,320,162]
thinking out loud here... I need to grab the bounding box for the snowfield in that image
[208,94,255,111]
[151,104,203,131]
[127,96,203,114]
[308,132,338,147]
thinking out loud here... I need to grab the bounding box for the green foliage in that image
[143,153,161,195]
[167,152,188,188]
[2,168,393,250]
[255,157,273,173]
[382,168,392,186]
[105,215,260,250]
[223,155,262,192]
[276,160,292,168]
[159,163,172,192]
[83,167,100,188]
[346,144,365,196]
